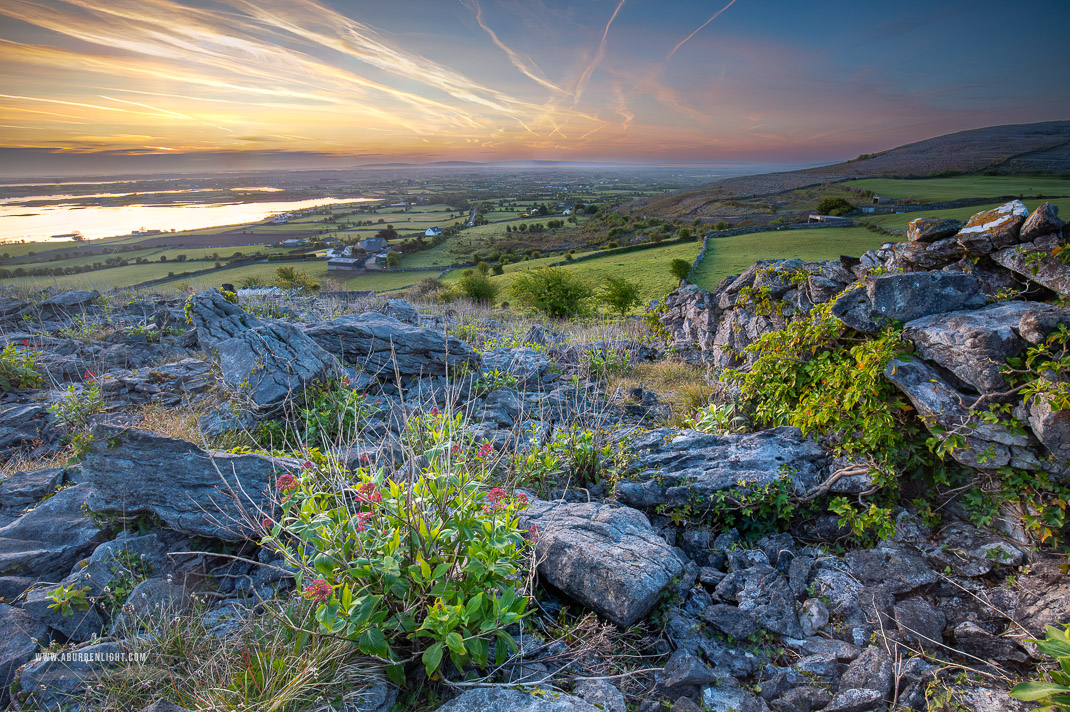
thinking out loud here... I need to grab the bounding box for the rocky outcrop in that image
[992,236,1070,298]
[0,604,48,707]
[830,272,986,333]
[618,427,827,508]
[0,483,105,580]
[81,425,300,540]
[306,312,478,378]
[519,499,683,626]
[437,688,604,712]
[190,289,339,409]
[907,217,962,243]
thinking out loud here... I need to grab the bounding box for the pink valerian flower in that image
[528,524,540,542]
[359,452,373,463]
[515,493,529,506]
[487,488,507,505]
[430,406,440,416]
[450,443,462,457]
[477,442,493,459]
[83,368,96,383]
[262,517,274,530]
[301,460,315,470]
[353,511,375,532]
[276,473,299,491]
[302,578,332,603]
[354,482,382,504]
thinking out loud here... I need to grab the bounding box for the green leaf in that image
[445,631,466,656]
[1011,681,1070,701]
[359,627,390,658]
[386,663,406,686]
[422,642,444,677]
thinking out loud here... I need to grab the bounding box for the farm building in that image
[424,226,443,237]
[360,236,389,252]
[328,257,365,271]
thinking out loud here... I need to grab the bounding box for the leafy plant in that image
[669,258,691,282]
[474,368,520,395]
[47,584,92,616]
[511,267,592,318]
[49,383,106,429]
[263,411,534,684]
[0,342,42,391]
[828,498,895,546]
[599,276,642,316]
[1012,623,1070,710]
[457,269,500,304]
[582,346,630,380]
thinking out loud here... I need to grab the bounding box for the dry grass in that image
[608,360,718,427]
[136,402,204,444]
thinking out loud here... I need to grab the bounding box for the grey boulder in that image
[955,200,1029,255]
[0,483,105,580]
[81,425,300,540]
[519,500,683,626]
[436,687,603,712]
[306,312,478,378]
[907,217,962,243]
[0,603,48,707]
[831,272,986,333]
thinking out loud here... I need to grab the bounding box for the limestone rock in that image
[907,217,962,243]
[955,200,1029,255]
[306,312,478,379]
[992,238,1070,298]
[0,603,48,707]
[1020,201,1065,240]
[378,298,419,325]
[16,640,123,710]
[619,427,826,508]
[831,272,985,333]
[81,425,300,540]
[519,500,683,626]
[0,483,105,580]
[0,468,67,511]
[1029,391,1070,461]
[436,688,603,712]
[479,347,552,387]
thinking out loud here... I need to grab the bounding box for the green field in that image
[843,176,1070,203]
[442,241,703,311]
[160,263,431,294]
[690,227,890,290]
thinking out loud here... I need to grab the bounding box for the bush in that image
[669,258,692,282]
[0,343,42,391]
[410,277,446,298]
[458,269,500,304]
[510,268,592,318]
[816,196,854,216]
[385,252,401,268]
[491,263,504,276]
[274,266,320,293]
[263,411,533,682]
[713,221,731,231]
[49,383,106,429]
[599,276,642,316]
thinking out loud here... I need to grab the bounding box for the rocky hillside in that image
[629,120,1070,217]
[0,199,1067,711]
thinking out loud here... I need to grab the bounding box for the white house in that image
[425,226,443,237]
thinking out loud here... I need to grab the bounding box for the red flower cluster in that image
[485,487,528,512]
[354,482,382,504]
[450,443,462,456]
[275,473,299,491]
[302,578,332,603]
[477,442,493,459]
[83,369,96,384]
[353,511,375,532]
[359,452,372,463]
[262,517,274,530]
[430,406,440,416]
[528,524,541,542]
[301,460,315,470]
[487,488,507,505]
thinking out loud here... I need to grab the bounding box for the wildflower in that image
[528,524,540,542]
[477,442,493,459]
[20,339,29,347]
[430,406,440,416]
[276,473,299,491]
[301,460,315,470]
[487,488,507,504]
[302,578,332,604]
[353,511,375,532]
[262,517,274,530]
[515,493,529,506]
[450,443,462,456]
[360,452,372,463]
[354,482,382,504]
[83,368,96,383]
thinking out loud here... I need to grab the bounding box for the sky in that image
[0,0,1068,176]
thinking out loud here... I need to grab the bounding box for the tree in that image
[599,276,642,316]
[669,258,691,282]
[491,263,504,275]
[385,252,401,267]
[713,221,731,231]
[678,228,694,241]
[511,268,592,318]
[816,196,854,216]
[458,269,499,304]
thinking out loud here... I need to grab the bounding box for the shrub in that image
[385,252,401,268]
[0,343,42,391]
[410,276,446,298]
[816,196,854,216]
[458,269,500,304]
[49,383,106,429]
[259,378,368,451]
[669,258,691,282]
[713,221,731,231]
[263,411,533,683]
[510,268,591,318]
[491,263,504,276]
[599,276,642,316]
[274,266,320,293]
[476,261,490,275]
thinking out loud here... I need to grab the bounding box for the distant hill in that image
[627,120,1070,217]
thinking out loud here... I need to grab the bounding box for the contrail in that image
[572,0,625,105]
[666,0,737,62]
[460,0,568,94]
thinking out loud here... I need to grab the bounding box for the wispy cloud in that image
[459,0,569,95]
[665,0,737,62]
[572,0,625,105]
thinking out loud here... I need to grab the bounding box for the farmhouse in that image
[360,236,389,252]
[424,226,443,237]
